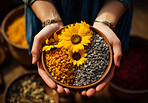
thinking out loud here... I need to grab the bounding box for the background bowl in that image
[108,36,148,101]
[3,71,59,103]
[1,5,32,67]
[42,26,113,90]
[109,82,148,101]
[0,29,8,65]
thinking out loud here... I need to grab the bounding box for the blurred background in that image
[0,0,148,103]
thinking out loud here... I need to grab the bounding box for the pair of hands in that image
[31,22,122,97]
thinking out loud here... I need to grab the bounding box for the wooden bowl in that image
[41,26,113,90]
[4,71,59,103]
[0,29,8,65]
[1,5,33,67]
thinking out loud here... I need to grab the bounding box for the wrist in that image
[95,0,125,26]
[42,19,62,28]
[93,21,114,35]
[46,21,63,29]
[95,13,117,26]
[94,20,115,31]
[31,0,61,22]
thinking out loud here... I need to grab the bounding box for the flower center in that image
[72,52,81,60]
[71,35,81,44]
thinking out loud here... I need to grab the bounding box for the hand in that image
[31,22,70,95]
[31,22,63,64]
[93,22,122,67]
[80,22,122,97]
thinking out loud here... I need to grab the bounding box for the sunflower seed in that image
[73,32,110,86]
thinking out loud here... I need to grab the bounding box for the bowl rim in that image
[41,25,113,89]
[109,82,148,94]
[1,5,28,50]
[3,71,59,103]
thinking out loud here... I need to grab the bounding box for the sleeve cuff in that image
[117,0,134,10]
[23,0,36,7]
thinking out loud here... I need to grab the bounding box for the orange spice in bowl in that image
[6,14,28,47]
[45,47,75,86]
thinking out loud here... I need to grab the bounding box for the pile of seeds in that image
[45,47,75,86]
[73,32,110,86]
[6,75,55,103]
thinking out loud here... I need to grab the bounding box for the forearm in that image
[95,0,126,26]
[31,0,61,22]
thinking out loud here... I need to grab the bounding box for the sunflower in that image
[68,49,87,66]
[42,32,59,51]
[58,21,93,52]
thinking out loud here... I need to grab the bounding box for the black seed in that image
[73,32,110,86]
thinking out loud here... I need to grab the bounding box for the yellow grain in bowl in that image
[6,14,28,47]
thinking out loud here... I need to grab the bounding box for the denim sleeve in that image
[22,0,36,7]
[117,0,134,10]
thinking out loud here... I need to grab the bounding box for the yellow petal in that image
[62,35,71,41]
[82,35,92,40]
[81,38,91,46]
[78,60,82,65]
[54,32,58,41]
[73,61,77,65]
[45,39,50,45]
[72,44,83,52]
[42,45,54,51]
[62,31,72,37]
[60,40,73,50]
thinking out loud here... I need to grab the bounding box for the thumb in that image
[31,24,60,64]
[113,39,122,67]
[31,36,42,64]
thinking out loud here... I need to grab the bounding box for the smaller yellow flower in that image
[43,32,59,51]
[68,49,87,66]
[45,32,59,45]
